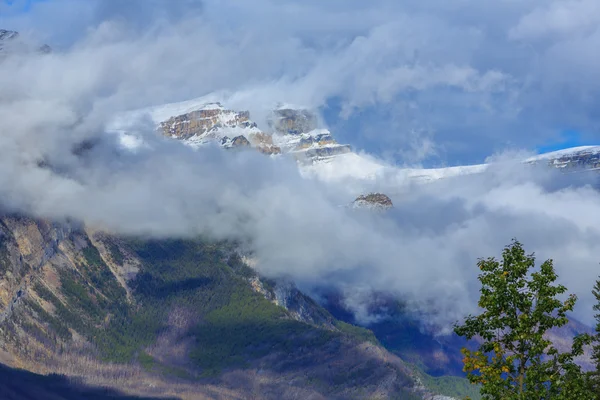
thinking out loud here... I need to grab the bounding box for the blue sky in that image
[2,0,600,166]
[536,130,590,154]
[2,0,37,13]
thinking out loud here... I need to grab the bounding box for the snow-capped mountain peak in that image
[108,96,600,190]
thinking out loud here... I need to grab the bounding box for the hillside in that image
[0,216,447,399]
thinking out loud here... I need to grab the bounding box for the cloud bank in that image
[4,0,600,163]
[0,1,600,331]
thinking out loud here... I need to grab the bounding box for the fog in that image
[1,1,600,331]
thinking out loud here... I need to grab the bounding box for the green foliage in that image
[60,272,101,319]
[590,279,600,398]
[82,243,104,267]
[419,372,482,400]
[29,240,160,363]
[27,234,409,392]
[333,320,379,345]
[190,288,335,373]
[138,351,157,371]
[123,238,352,375]
[0,235,12,276]
[106,240,126,265]
[26,298,71,342]
[454,240,592,399]
[80,240,126,300]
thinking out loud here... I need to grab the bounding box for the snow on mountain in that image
[108,98,350,159]
[0,29,51,54]
[524,146,600,162]
[108,100,280,154]
[301,151,488,185]
[524,145,600,170]
[107,96,600,189]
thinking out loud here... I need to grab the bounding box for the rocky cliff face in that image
[526,146,600,171]
[269,108,319,135]
[268,108,352,162]
[160,104,253,141]
[150,101,353,163]
[158,102,281,155]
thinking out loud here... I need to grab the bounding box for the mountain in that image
[0,29,51,55]
[525,146,600,170]
[321,290,593,382]
[110,97,600,190]
[109,98,352,163]
[0,30,19,50]
[0,215,459,399]
[157,102,280,154]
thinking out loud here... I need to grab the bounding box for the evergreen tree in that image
[455,240,592,399]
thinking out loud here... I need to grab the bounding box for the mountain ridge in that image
[0,215,452,399]
[108,96,600,187]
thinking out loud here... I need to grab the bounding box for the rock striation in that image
[154,102,353,163]
[158,102,281,155]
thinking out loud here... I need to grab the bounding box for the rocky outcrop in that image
[352,193,394,210]
[269,108,318,135]
[158,102,282,155]
[248,276,336,329]
[249,132,282,155]
[297,132,337,149]
[528,147,600,171]
[159,103,255,141]
[155,102,354,162]
[267,109,353,163]
[300,144,352,159]
[221,135,251,149]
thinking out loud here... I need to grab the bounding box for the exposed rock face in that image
[297,131,337,149]
[154,102,354,162]
[267,108,353,162]
[248,276,336,329]
[269,108,318,135]
[352,193,394,210]
[158,102,281,155]
[159,103,254,141]
[221,134,251,149]
[529,147,600,171]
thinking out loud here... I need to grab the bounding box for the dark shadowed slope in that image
[0,363,178,400]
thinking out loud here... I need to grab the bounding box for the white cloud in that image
[510,0,600,40]
[1,1,600,332]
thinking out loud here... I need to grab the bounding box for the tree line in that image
[454,240,600,399]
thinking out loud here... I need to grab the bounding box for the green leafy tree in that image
[454,240,592,399]
[590,278,600,397]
